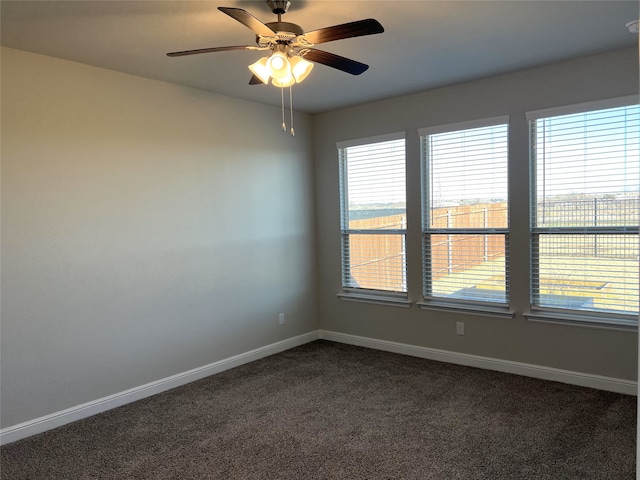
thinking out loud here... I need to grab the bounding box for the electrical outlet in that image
[278,313,285,325]
[456,322,465,335]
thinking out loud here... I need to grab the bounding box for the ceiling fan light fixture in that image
[248,56,271,84]
[249,52,311,87]
[267,51,291,80]
[290,56,314,83]
[272,74,296,88]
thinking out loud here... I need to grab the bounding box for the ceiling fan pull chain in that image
[289,86,295,136]
[281,87,286,132]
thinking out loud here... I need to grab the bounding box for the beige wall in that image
[313,48,639,381]
[1,47,318,427]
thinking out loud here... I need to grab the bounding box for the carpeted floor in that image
[1,340,636,479]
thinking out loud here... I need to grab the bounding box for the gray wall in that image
[313,48,639,381]
[1,47,318,428]
[2,44,638,432]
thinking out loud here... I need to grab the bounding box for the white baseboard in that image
[3,329,635,445]
[0,331,321,446]
[319,330,637,396]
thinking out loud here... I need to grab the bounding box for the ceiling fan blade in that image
[218,7,276,37]
[167,45,254,57]
[303,49,369,75]
[302,19,384,45]
[249,74,266,85]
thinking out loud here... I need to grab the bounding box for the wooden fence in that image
[348,214,406,291]
[346,203,508,290]
[430,203,506,280]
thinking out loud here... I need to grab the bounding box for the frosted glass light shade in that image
[272,74,295,88]
[290,56,313,83]
[267,52,291,81]
[248,57,270,84]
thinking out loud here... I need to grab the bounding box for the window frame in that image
[337,132,410,306]
[418,116,513,317]
[525,95,639,328]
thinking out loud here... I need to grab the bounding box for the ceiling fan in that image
[166,0,384,87]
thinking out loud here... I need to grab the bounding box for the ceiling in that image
[1,0,638,114]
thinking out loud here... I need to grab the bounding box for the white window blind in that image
[420,117,509,305]
[339,134,407,294]
[529,100,639,321]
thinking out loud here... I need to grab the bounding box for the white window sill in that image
[524,310,638,332]
[417,301,515,318]
[337,292,412,308]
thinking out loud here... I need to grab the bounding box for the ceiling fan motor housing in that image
[267,0,291,15]
[265,22,304,37]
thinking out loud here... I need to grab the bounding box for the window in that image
[419,117,509,310]
[527,98,639,325]
[338,133,407,297]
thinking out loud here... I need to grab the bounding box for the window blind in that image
[339,135,407,293]
[421,118,509,305]
[529,102,639,318]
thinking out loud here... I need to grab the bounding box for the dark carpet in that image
[1,340,636,479]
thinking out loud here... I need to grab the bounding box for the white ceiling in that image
[1,0,638,114]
